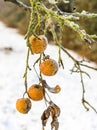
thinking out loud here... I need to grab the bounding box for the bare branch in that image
[59,44,97,113]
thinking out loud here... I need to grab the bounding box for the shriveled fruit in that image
[29,35,48,54]
[40,59,58,76]
[16,98,31,114]
[28,84,44,101]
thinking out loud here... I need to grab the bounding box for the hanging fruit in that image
[40,58,58,76]
[27,84,44,101]
[29,35,48,54]
[16,98,32,114]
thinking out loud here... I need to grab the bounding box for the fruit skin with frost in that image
[40,59,58,76]
[29,35,48,54]
[27,84,44,101]
[16,98,31,114]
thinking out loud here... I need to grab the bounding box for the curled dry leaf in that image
[41,80,61,94]
[49,101,60,117]
[41,108,50,127]
[53,85,61,93]
[41,101,60,130]
[49,102,60,130]
[51,118,59,130]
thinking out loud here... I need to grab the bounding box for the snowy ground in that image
[0,22,97,130]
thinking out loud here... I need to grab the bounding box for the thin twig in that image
[23,48,30,96]
[78,64,88,111]
[80,63,97,71]
[82,99,97,113]
[59,44,97,113]
[60,44,97,71]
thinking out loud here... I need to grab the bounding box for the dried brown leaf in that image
[51,118,59,130]
[42,80,61,94]
[49,102,60,117]
[49,102,60,130]
[41,100,60,130]
[41,108,50,126]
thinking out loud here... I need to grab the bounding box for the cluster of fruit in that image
[29,34,59,76]
[16,34,61,114]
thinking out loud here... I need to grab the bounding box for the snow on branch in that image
[4,0,97,44]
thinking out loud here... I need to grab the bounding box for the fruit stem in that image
[33,53,43,81]
[23,48,30,95]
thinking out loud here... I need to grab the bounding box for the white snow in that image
[0,22,97,130]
